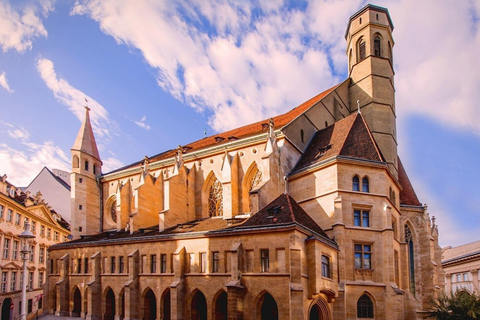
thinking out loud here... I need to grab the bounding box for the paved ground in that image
[38,314,80,320]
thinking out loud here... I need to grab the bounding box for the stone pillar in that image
[86,252,102,320]
[124,250,140,320]
[289,248,303,319]
[445,274,452,294]
[170,247,186,320]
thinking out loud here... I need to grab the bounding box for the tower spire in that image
[72,106,101,162]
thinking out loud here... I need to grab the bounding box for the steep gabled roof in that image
[398,157,422,206]
[292,112,384,173]
[239,193,330,239]
[105,83,342,174]
[72,107,101,161]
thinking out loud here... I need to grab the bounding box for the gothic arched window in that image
[353,175,360,191]
[358,39,366,61]
[405,224,416,295]
[374,36,381,57]
[209,179,223,217]
[73,155,79,168]
[362,177,369,192]
[357,294,374,318]
[110,199,117,223]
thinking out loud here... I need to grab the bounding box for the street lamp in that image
[19,222,35,320]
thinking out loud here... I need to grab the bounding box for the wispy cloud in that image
[134,116,150,130]
[36,57,118,142]
[0,71,14,93]
[8,127,29,140]
[0,1,49,53]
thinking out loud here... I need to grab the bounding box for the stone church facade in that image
[45,5,444,320]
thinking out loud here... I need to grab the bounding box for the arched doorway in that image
[309,298,330,320]
[259,293,278,320]
[214,291,227,320]
[72,287,82,317]
[1,297,12,320]
[104,288,115,320]
[191,290,207,320]
[119,289,125,320]
[161,288,171,320]
[143,289,157,320]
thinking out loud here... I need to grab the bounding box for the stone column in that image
[55,253,70,316]
[86,252,102,320]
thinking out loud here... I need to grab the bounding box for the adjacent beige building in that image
[443,240,480,294]
[46,5,444,320]
[0,175,70,319]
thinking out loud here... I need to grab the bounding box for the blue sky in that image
[0,0,479,247]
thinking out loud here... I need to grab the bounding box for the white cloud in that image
[102,157,124,173]
[35,57,118,141]
[134,116,151,130]
[0,141,69,187]
[0,1,48,53]
[0,71,14,93]
[7,127,29,140]
[70,0,349,133]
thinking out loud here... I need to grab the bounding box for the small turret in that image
[70,106,102,239]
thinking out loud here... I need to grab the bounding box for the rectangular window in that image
[7,209,13,222]
[394,250,399,286]
[40,225,45,237]
[110,257,116,273]
[457,274,461,282]
[38,272,43,288]
[354,209,370,227]
[50,259,54,274]
[77,258,82,273]
[160,254,167,273]
[39,247,44,264]
[28,299,32,313]
[47,228,51,239]
[212,252,219,273]
[1,272,7,292]
[15,213,21,225]
[31,221,36,234]
[200,253,207,273]
[12,240,18,260]
[321,255,331,278]
[29,245,34,262]
[10,272,16,292]
[24,217,29,230]
[119,256,124,273]
[28,272,33,290]
[84,258,89,273]
[54,231,59,241]
[354,244,372,269]
[0,205,3,218]
[3,238,10,259]
[261,249,269,272]
[150,254,157,273]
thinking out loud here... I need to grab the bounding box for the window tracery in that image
[209,179,223,217]
[250,169,262,191]
[111,199,117,223]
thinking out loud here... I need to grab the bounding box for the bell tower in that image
[70,106,102,239]
[346,4,398,178]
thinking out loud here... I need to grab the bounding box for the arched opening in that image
[352,175,360,191]
[214,290,227,320]
[309,297,330,320]
[119,289,125,320]
[72,287,82,317]
[374,36,381,57]
[1,297,11,320]
[242,163,263,213]
[208,177,223,217]
[143,289,157,320]
[73,155,79,168]
[104,288,115,320]
[191,290,207,320]
[357,293,374,318]
[358,38,366,62]
[110,198,117,223]
[259,293,278,320]
[362,177,369,192]
[161,288,171,320]
[84,160,89,171]
[405,224,416,295]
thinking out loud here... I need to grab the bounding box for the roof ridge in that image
[337,113,359,154]
[285,193,296,222]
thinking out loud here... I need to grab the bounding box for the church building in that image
[45,5,444,319]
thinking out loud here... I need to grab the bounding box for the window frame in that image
[150,254,157,274]
[354,209,370,228]
[212,251,219,273]
[357,293,374,318]
[354,243,372,270]
[321,255,331,278]
[260,249,270,273]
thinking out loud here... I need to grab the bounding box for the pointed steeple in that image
[72,107,101,162]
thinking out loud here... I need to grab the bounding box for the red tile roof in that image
[398,157,422,206]
[292,112,384,173]
[108,83,340,173]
